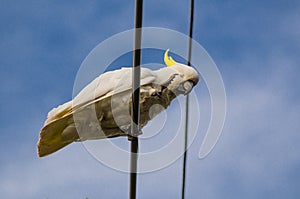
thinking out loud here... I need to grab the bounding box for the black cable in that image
[182,0,194,199]
[130,0,143,199]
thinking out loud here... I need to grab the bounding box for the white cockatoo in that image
[38,50,199,157]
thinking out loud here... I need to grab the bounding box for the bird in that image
[37,49,199,157]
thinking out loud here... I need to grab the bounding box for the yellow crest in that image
[164,49,177,66]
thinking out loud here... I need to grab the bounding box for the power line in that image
[182,0,194,199]
[129,0,143,199]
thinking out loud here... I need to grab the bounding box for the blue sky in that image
[1,0,300,198]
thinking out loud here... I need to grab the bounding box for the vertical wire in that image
[130,0,143,199]
[182,0,194,198]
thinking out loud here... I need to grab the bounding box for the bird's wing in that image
[45,67,156,125]
[38,67,157,157]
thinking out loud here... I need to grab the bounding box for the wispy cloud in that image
[0,0,299,198]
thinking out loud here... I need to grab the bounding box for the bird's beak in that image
[183,81,194,95]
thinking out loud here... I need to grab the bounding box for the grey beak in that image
[183,81,194,95]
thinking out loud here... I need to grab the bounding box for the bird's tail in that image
[37,115,78,157]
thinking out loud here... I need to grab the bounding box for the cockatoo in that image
[37,50,199,157]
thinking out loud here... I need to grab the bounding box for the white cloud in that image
[1,1,300,198]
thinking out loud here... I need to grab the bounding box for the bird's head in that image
[162,49,199,95]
